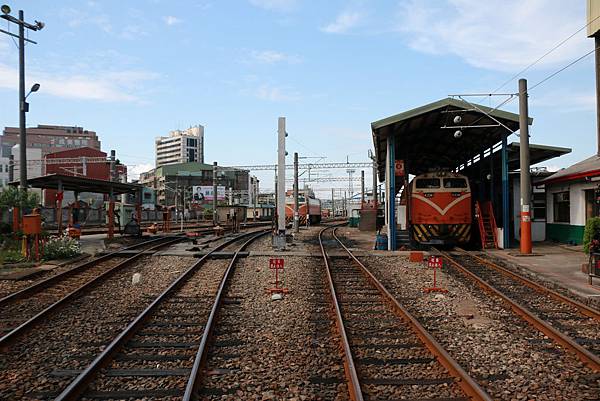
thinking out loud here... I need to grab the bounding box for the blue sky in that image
[0,0,597,194]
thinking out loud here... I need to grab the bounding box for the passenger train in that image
[409,171,472,245]
[285,189,322,225]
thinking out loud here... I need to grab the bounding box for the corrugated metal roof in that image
[541,154,600,184]
[371,97,530,179]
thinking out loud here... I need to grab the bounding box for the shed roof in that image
[540,154,600,185]
[10,174,142,195]
[371,97,530,179]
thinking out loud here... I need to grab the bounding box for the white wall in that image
[11,145,42,179]
[512,176,546,242]
[546,180,595,227]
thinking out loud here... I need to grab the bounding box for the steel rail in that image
[0,235,169,307]
[457,248,600,321]
[319,224,365,401]
[332,229,492,401]
[183,230,269,401]
[438,249,600,372]
[0,236,183,349]
[55,229,268,401]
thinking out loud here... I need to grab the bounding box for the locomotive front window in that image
[443,178,467,189]
[415,178,440,189]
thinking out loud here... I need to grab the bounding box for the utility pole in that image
[0,7,44,191]
[293,152,299,233]
[596,34,600,156]
[331,188,335,217]
[108,150,116,239]
[519,78,532,254]
[18,9,25,190]
[275,117,287,248]
[213,162,218,225]
[360,170,365,205]
[372,159,378,207]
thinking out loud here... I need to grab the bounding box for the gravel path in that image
[0,255,194,400]
[337,233,600,400]
[199,227,349,400]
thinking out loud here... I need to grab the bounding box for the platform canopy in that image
[371,97,530,179]
[10,174,142,195]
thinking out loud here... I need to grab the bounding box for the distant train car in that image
[410,171,471,245]
[285,190,322,225]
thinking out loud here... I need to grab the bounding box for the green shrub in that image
[43,236,81,260]
[583,217,600,254]
[0,249,25,264]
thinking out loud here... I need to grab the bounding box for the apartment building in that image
[155,125,204,167]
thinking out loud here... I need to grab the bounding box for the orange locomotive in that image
[285,189,322,225]
[409,171,471,245]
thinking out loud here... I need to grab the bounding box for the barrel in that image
[375,234,388,250]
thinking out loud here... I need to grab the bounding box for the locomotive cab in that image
[409,171,472,245]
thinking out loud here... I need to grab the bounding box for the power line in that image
[488,14,600,96]
[529,45,598,91]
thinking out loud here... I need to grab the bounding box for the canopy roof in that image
[371,98,531,178]
[10,174,142,195]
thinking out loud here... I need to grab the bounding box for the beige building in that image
[155,125,204,167]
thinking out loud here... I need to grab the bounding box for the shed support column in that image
[108,187,115,240]
[501,134,509,249]
[386,135,396,251]
[57,180,63,234]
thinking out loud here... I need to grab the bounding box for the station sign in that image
[395,160,405,177]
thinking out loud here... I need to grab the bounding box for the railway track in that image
[0,235,183,348]
[53,229,268,401]
[438,249,600,373]
[319,225,491,401]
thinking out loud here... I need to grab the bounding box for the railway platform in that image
[487,243,600,299]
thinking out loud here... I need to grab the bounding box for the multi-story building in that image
[155,125,204,167]
[139,162,248,207]
[42,147,127,207]
[2,125,101,156]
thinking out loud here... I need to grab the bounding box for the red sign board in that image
[269,258,284,270]
[428,256,443,269]
[395,160,405,177]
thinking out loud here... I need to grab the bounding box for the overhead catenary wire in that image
[487,13,600,97]
[529,45,599,91]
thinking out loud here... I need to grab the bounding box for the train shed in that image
[11,173,143,238]
[372,97,570,250]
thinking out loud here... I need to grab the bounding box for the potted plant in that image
[583,217,600,276]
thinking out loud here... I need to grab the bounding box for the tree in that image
[0,187,40,212]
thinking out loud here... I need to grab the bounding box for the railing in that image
[475,201,487,249]
[484,201,499,248]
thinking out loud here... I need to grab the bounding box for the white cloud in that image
[163,16,182,26]
[0,64,159,103]
[255,84,299,101]
[128,163,154,181]
[321,11,363,34]
[531,90,596,112]
[249,0,297,12]
[397,0,591,72]
[248,50,301,64]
